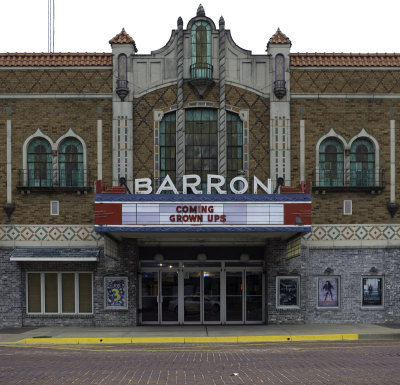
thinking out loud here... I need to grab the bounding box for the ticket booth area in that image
[139,257,264,325]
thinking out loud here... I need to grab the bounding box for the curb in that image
[16,334,359,345]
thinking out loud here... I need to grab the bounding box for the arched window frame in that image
[348,128,380,186]
[58,138,84,187]
[22,128,88,188]
[55,128,88,187]
[23,128,54,187]
[315,129,346,187]
[27,137,52,187]
[191,21,212,79]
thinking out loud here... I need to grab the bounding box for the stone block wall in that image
[305,247,400,324]
[0,248,23,327]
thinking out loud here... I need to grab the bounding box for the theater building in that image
[1,5,400,326]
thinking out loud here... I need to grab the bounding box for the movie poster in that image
[105,277,128,309]
[277,277,299,307]
[318,277,339,307]
[362,277,383,306]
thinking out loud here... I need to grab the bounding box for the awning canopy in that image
[10,247,100,262]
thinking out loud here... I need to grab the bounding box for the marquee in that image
[94,194,311,233]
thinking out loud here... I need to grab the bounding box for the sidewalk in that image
[1,323,400,345]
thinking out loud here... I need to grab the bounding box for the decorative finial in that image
[177,17,183,28]
[219,16,225,29]
[197,4,205,17]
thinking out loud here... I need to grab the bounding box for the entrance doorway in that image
[139,261,264,325]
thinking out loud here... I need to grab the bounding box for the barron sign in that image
[134,174,272,195]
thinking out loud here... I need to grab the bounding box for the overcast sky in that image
[2,0,400,55]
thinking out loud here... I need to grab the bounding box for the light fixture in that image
[197,253,207,262]
[240,253,250,263]
[154,253,164,263]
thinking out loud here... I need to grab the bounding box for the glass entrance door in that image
[141,272,159,323]
[140,270,179,324]
[140,263,264,325]
[161,271,179,323]
[183,270,220,324]
[203,271,220,322]
[245,271,263,322]
[226,271,243,322]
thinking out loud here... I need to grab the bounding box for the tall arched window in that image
[27,138,52,187]
[118,54,127,83]
[58,138,83,187]
[191,21,212,79]
[319,138,344,187]
[185,109,218,191]
[350,139,374,186]
[227,112,243,183]
[274,54,286,99]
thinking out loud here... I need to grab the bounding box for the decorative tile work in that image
[291,69,400,94]
[226,86,270,182]
[304,224,400,244]
[0,225,102,245]
[0,69,112,94]
[133,86,178,179]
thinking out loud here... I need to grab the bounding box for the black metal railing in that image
[273,80,287,99]
[17,169,91,191]
[313,168,385,192]
[190,63,213,80]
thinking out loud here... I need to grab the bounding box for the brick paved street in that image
[0,340,399,384]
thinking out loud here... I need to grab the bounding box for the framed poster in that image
[362,276,383,307]
[317,277,339,308]
[276,276,300,308]
[104,277,128,309]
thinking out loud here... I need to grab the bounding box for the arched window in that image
[350,139,374,186]
[185,109,218,191]
[227,112,243,183]
[159,112,176,184]
[58,138,83,187]
[274,54,286,99]
[27,138,52,187]
[191,21,212,79]
[118,54,127,83]
[275,54,285,83]
[319,138,344,187]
